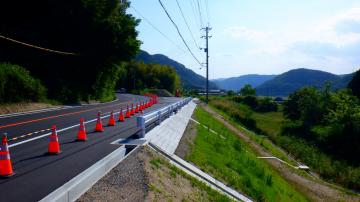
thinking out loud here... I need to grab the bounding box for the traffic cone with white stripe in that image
[126,105,131,118]
[135,103,139,113]
[0,134,14,177]
[118,108,125,122]
[108,110,115,126]
[48,125,61,154]
[140,101,144,111]
[131,104,135,115]
[95,112,104,132]
[77,118,87,141]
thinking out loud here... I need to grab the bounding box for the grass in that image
[149,155,232,201]
[209,101,299,166]
[252,111,284,138]
[186,107,308,202]
[209,97,360,195]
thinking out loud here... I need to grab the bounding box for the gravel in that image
[77,147,149,202]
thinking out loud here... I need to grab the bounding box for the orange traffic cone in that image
[95,111,104,132]
[135,103,139,113]
[48,125,61,154]
[0,134,14,177]
[108,110,115,126]
[141,102,144,110]
[126,105,131,118]
[131,104,135,115]
[118,108,125,122]
[77,118,87,141]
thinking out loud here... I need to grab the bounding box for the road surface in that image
[0,94,180,202]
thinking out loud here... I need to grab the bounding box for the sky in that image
[128,0,360,79]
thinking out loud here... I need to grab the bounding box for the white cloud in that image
[224,6,360,54]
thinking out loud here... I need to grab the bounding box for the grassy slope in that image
[209,97,360,195]
[252,111,283,138]
[186,107,308,202]
[148,148,231,202]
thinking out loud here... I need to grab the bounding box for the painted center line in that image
[0,101,131,129]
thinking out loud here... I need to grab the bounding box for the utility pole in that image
[202,27,211,104]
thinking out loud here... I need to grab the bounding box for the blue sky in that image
[128,0,360,79]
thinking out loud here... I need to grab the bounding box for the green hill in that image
[256,68,354,96]
[212,74,276,91]
[136,50,217,89]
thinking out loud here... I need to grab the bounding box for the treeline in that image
[117,61,181,94]
[209,74,360,190]
[0,0,140,103]
[279,73,360,190]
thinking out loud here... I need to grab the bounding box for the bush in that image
[257,97,278,112]
[210,99,259,132]
[233,96,277,112]
[0,63,46,103]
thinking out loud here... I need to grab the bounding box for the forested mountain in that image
[212,74,276,91]
[256,68,354,96]
[136,50,217,89]
[0,0,140,103]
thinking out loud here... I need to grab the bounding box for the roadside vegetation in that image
[148,152,231,201]
[0,63,46,103]
[208,75,360,192]
[186,107,308,201]
[117,61,181,95]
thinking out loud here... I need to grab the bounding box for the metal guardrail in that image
[137,97,192,138]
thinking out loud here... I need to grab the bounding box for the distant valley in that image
[213,68,355,96]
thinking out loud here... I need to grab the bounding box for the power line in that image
[196,0,204,28]
[158,0,202,66]
[175,0,200,49]
[130,6,187,55]
[205,0,211,26]
[0,34,78,56]
[188,0,200,29]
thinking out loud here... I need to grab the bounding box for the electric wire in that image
[196,0,204,28]
[130,6,187,55]
[158,0,203,66]
[0,34,78,55]
[175,0,200,49]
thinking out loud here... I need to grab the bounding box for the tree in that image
[227,90,236,96]
[0,0,140,103]
[348,69,360,99]
[240,84,256,96]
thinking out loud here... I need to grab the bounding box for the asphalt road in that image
[0,94,181,202]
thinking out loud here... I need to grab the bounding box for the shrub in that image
[0,63,46,103]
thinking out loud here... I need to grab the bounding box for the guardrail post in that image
[137,116,146,138]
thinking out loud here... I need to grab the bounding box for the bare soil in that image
[78,146,224,202]
[199,103,360,202]
[77,147,149,202]
[0,102,57,114]
[174,119,198,159]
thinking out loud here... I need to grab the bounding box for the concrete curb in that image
[40,145,140,202]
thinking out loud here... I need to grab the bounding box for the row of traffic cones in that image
[0,100,155,177]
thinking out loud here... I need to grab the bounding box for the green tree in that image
[348,69,360,99]
[227,90,236,96]
[240,84,256,96]
[0,0,140,103]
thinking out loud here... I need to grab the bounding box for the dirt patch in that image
[77,147,149,202]
[199,103,360,202]
[78,146,228,202]
[175,120,198,159]
[0,102,57,115]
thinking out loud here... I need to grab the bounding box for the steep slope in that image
[213,74,276,91]
[136,50,216,89]
[256,68,353,96]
